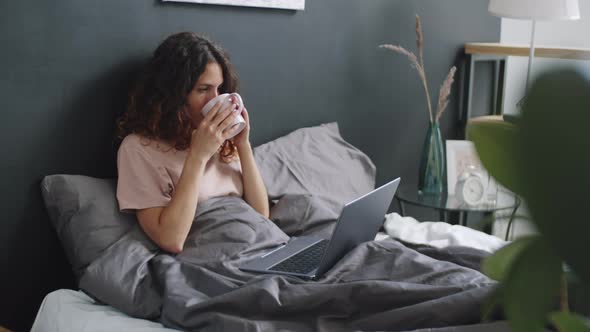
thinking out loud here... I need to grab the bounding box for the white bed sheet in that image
[32,213,506,331]
[382,213,507,253]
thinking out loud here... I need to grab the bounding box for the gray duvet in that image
[79,196,497,332]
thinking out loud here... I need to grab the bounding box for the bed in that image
[32,218,508,332]
[30,122,511,332]
[32,225,507,332]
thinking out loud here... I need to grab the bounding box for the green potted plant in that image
[467,69,590,332]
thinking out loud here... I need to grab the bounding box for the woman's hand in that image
[233,107,251,150]
[189,100,239,161]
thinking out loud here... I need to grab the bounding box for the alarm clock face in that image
[462,176,485,205]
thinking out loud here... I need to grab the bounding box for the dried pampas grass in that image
[379,15,457,124]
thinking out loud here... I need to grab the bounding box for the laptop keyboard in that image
[269,239,330,275]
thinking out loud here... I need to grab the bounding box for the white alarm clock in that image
[455,170,487,206]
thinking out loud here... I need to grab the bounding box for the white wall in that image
[501,0,590,115]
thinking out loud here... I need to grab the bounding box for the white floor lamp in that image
[488,0,580,106]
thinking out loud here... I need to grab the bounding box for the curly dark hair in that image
[117,32,239,161]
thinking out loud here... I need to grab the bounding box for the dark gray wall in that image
[0,0,499,330]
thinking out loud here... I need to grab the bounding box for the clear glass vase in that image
[418,121,445,194]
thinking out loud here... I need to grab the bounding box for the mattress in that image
[31,289,179,332]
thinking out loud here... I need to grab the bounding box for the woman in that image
[116,32,269,254]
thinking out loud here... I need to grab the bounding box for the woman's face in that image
[185,62,224,128]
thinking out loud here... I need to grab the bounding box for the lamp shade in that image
[489,0,580,20]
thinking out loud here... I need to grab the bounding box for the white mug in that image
[200,93,246,139]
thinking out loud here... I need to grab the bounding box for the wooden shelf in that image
[465,42,590,60]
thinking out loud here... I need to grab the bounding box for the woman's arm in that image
[136,101,240,253]
[233,108,270,218]
[237,142,270,218]
[136,152,207,253]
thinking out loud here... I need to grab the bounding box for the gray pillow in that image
[253,122,376,205]
[41,175,136,279]
[270,194,342,238]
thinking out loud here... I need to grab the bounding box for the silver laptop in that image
[239,177,400,280]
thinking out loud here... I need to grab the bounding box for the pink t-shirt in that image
[116,134,243,212]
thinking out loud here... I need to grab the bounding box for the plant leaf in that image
[482,236,537,282]
[518,70,590,285]
[466,116,525,196]
[550,312,590,332]
[503,237,562,332]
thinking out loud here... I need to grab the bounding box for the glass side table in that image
[395,185,520,240]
